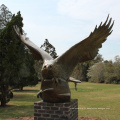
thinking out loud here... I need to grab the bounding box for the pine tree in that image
[0,11,24,106]
[0,10,39,106]
[15,51,38,90]
[0,4,12,29]
[40,39,58,58]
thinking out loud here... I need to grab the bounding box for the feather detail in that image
[55,15,114,78]
[13,25,53,61]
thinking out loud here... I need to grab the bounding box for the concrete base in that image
[34,99,78,120]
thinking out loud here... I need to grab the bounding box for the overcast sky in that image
[0,0,120,61]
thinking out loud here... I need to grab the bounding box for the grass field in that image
[0,82,120,120]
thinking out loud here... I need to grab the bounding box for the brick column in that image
[34,99,78,120]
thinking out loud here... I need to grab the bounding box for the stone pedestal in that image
[34,99,78,120]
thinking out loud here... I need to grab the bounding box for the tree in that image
[87,55,120,84]
[104,61,115,84]
[114,56,120,83]
[87,62,105,83]
[94,54,103,63]
[71,62,90,81]
[0,11,24,106]
[104,56,120,84]
[71,54,103,82]
[0,10,38,106]
[34,60,43,80]
[40,39,58,58]
[12,51,38,90]
[0,4,12,29]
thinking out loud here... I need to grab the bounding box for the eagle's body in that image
[41,60,71,102]
[14,15,114,103]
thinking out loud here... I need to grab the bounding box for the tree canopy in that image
[40,39,58,59]
[71,54,104,81]
[0,4,12,29]
[87,55,120,84]
[0,4,38,106]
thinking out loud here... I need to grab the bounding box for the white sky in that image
[0,0,120,61]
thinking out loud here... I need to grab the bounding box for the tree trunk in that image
[1,96,6,107]
[20,86,23,91]
[1,85,6,107]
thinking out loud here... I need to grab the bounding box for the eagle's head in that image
[41,60,54,79]
[41,60,62,79]
[41,62,53,79]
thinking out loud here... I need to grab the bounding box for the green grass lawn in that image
[0,82,120,120]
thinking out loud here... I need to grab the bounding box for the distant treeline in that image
[72,55,120,84]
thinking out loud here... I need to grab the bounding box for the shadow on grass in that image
[13,90,39,93]
[11,95,39,102]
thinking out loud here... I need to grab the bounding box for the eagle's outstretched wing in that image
[13,25,53,61]
[55,15,114,78]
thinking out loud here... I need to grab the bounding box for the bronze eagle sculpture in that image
[14,15,114,103]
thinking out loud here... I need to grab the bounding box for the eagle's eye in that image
[44,66,46,69]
